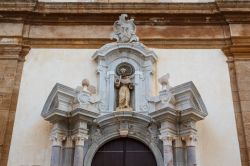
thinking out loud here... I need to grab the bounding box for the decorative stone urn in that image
[41,14,208,166]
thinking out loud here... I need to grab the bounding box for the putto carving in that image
[91,126,102,143]
[147,124,159,144]
[76,79,97,105]
[111,14,139,43]
[77,78,97,95]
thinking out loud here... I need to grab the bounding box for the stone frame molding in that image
[93,42,157,113]
[84,112,164,166]
[41,16,208,164]
[41,78,207,166]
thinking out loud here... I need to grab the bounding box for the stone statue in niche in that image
[115,63,134,111]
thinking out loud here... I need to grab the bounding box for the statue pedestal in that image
[116,107,132,112]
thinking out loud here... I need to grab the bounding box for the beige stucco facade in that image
[8,48,241,166]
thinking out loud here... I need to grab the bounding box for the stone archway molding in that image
[84,112,164,166]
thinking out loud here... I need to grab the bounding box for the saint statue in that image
[115,67,134,111]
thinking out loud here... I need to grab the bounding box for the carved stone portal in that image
[41,14,208,166]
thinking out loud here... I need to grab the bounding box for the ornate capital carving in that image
[73,133,89,146]
[64,136,74,148]
[173,136,184,148]
[182,134,198,147]
[159,135,174,146]
[50,132,66,147]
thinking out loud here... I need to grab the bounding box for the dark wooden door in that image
[91,138,157,166]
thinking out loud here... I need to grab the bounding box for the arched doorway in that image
[91,138,157,166]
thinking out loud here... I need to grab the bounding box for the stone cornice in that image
[0,1,249,27]
[223,45,250,60]
[0,1,219,14]
[0,45,30,61]
[0,1,248,25]
[0,1,249,51]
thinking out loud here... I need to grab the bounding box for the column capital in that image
[73,133,89,146]
[173,136,184,148]
[182,134,198,147]
[50,132,66,147]
[159,134,174,146]
[64,136,74,148]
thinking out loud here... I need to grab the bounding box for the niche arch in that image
[93,43,157,113]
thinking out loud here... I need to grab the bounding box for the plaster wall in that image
[8,48,240,166]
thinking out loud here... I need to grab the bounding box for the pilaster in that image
[50,130,66,166]
[158,121,175,166]
[107,71,115,112]
[182,134,198,166]
[0,44,30,166]
[223,47,250,166]
[159,134,174,166]
[71,120,89,166]
[174,137,185,166]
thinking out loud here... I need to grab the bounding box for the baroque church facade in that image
[0,1,249,166]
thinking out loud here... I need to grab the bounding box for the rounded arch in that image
[91,137,157,166]
[84,112,164,166]
[84,134,164,166]
[92,42,157,64]
[109,55,140,73]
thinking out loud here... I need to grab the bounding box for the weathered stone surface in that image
[241,101,250,112]
[226,57,250,166]
[163,145,174,166]
[73,146,84,166]
[239,91,250,101]
[51,146,62,166]
[0,23,23,37]
[230,24,250,37]
[187,146,196,166]
[0,47,27,166]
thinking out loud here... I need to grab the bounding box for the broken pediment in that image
[41,14,207,125]
[41,14,208,166]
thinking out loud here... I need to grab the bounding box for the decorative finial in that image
[111,14,139,43]
[158,73,171,90]
[82,79,90,91]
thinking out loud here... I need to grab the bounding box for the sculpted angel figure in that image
[115,68,134,111]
